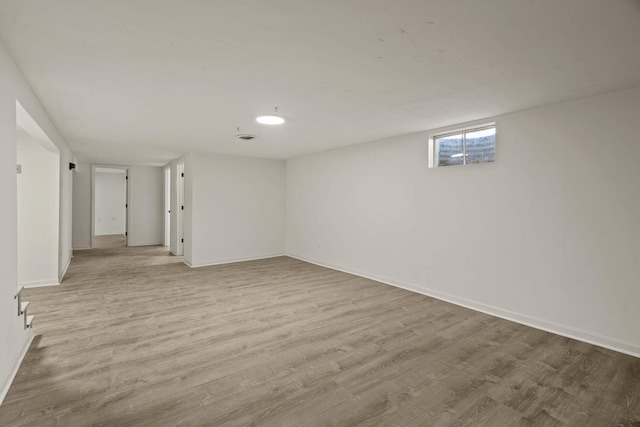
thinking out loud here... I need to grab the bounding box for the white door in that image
[164,167,170,247]
[124,169,129,246]
[176,163,185,256]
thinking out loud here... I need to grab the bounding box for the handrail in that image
[14,287,23,316]
[14,286,33,329]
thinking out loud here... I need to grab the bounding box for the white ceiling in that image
[1,0,639,165]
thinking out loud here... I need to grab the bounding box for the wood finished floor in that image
[1,235,639,426]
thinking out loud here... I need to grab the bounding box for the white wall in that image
[58,147,73,279]
[16,130,60,287]
[286,86,640,357]
[186,152,285,267]
[94,172,126,236]
[72,162,92,249]
[0,39,74,401]
[128,166,164,246]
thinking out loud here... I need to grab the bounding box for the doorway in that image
[92,165,129,248]
[16,101,60,288]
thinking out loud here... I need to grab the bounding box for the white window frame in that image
[428,123,496,168]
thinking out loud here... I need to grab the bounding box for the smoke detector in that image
[236,134,257,141]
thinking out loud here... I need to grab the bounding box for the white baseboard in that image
[127,241,163,247]
[72,246,91,251]
[59,256,72,283]
[20,280,60,289]
[287,253,640,359]
[0,329,34,406]
[185,253,286,269]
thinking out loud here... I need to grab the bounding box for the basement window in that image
[430,124,496,167]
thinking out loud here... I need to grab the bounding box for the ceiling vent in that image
[236,134,257,141]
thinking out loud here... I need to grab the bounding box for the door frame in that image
[91,164,130,248]
[176,162,185,256]
[164,165,171,247]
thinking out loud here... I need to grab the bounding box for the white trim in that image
[72,246,91,251]
[0,330,34,406]
[20,280,60,289]
[58,256,71,282]
[286,253,640,359]
[185,253,286,269]
[127,241,163,247]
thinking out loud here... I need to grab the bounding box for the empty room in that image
[1,1,639,426]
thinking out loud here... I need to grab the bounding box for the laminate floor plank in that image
[1,235,639,426]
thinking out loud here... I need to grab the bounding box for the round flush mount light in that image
[236,134,257,141]
[256,115,285,125]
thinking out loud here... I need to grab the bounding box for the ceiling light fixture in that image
[256,115,285,125]
[256,107,285,125]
